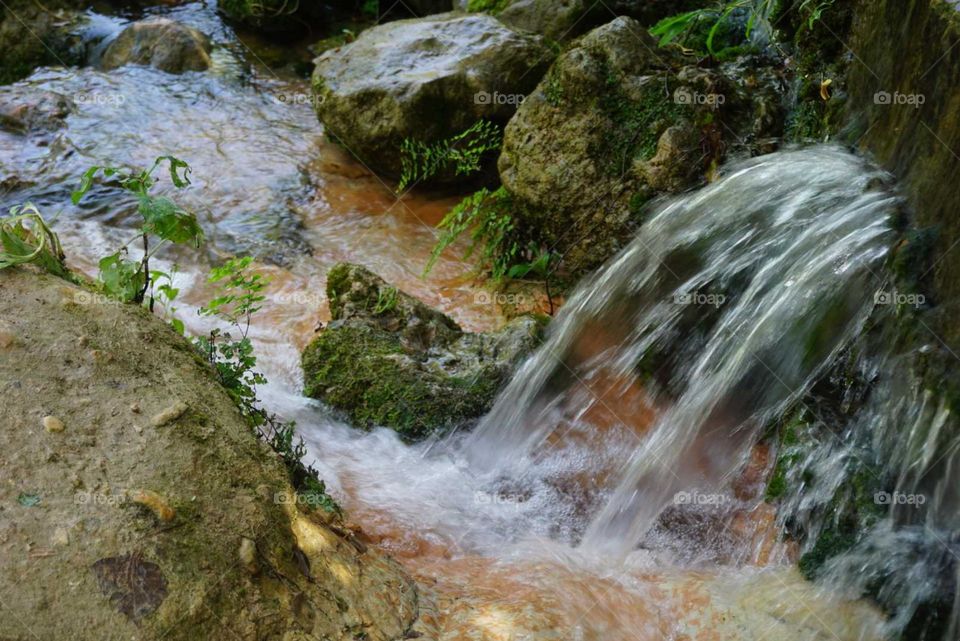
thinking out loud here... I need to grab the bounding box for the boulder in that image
[498,16,785,275]
[302,263,543,440]
[0,89,74,133]
[311,13,554,179]
[0,266,419,640]
[102,19,212,73]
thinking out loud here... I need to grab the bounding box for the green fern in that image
[398,120,502,191]
[424,186,520,280]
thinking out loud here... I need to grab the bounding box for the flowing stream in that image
[2,3,956,639]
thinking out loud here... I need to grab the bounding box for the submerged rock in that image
[302,263,543,440]
[0,266,419,640]
[311,13,553,179]
[0,90,74,133]
[102,19,212,73]
[498,16,785,275]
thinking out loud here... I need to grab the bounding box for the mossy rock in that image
[302,263,543,439]
[498,16,786,276]
[0,1,85,85]
[218,0,328,34]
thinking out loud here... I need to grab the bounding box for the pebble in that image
[130,489,176,522]
[130,402,141,414]
[51,528,69,547]
[42,416,65,433]
[151,401,188,427]
[239,537,258,575]
[0,329,14,348]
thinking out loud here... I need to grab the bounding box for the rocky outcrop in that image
[498,16,785,275]
[0,266,419,640]
[218,0,326,33]
[102,19,212,73]
[311,13,553,179]
[302,263,543,440]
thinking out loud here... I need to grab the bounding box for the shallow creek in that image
[0,4,890,639]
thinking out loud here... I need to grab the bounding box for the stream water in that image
[1,3,952,639]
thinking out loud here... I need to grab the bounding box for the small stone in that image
[0,329,14,348]
[239,537,258,575]
[151,401,188,427]
[51,528,69,547]
[130,489,176,522]
[43,416,65,433]
[130,402,141,414]
[78,335,90,348]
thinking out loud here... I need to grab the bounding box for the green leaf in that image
[138,196,203,246]
[98,252,145,302]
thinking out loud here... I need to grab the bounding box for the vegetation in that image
[649,0,778,59]
[397,120,502,191]
[0,204,69,278]
[71,156,203,312]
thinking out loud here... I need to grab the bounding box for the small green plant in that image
[71,156,203,308]
[0,203,69,278]
[466,0,511,13]
[373,285,398,315]
[799,0,834,28]
[397,120,502,191]
[650,0,776,58]
[195,256,339,514]
[507,246,556,314]
[424,186,522,280]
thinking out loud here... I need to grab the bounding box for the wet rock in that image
[311,13,553,179]
[43,415,65,433]
[101,19,212,73]
[495,0,604,41]
[498,17,786,275]
[302,263,543,440]
[0,90,74,133]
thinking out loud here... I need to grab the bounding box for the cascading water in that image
[465,146,897,550]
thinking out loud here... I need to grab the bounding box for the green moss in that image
[595,72,689,176]
[466,0,512,14]
[302,324,500,440]
[765,414,803,501]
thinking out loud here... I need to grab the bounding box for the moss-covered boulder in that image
[498,16,785,275]
[102,19,212,73]
[0,266,419,640]
[310,13,554,179]
[302,263,543,440]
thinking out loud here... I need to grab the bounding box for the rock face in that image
[498,17,785,275]
[302,263,543,440]
[311,13,553,179]
[0,0,85,85]
[102,19,212,73]
[0,267,419,640]
[495,0,603,41]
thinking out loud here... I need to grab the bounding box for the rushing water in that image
[3,2,952,639]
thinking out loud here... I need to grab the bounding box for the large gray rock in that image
[102,19,212,73]
[302,263,543,440]
[499,17,785,275]
[311,13,554,179]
